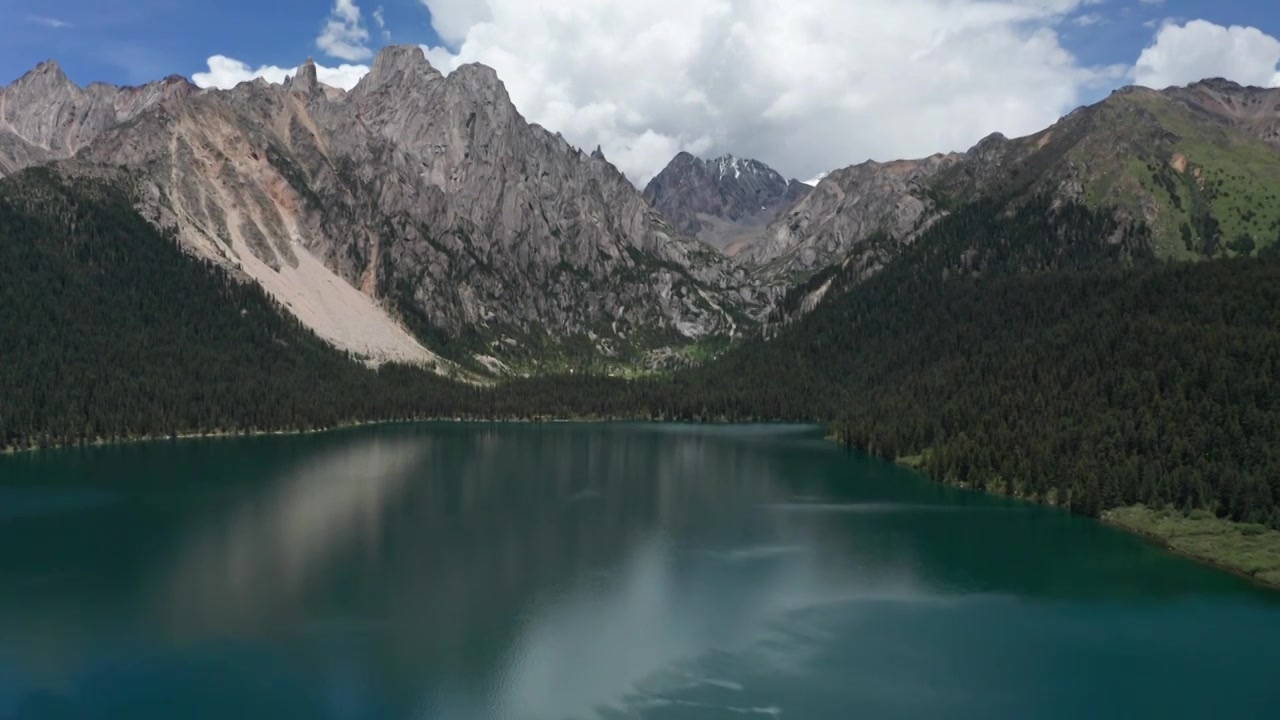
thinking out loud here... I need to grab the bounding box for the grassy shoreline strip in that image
[1103,505,1280,590]
[893,456,1280,591]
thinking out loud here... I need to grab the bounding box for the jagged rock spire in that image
[288,57,319,95]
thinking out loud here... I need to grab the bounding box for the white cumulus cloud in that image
[192,55,370,91]
[1134,20,1280,90]
[317,0,373,61]
[417,0,1123,186]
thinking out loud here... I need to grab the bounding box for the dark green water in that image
[1,423,1278,719]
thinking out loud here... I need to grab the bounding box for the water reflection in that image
[144,425,844,716]
[482,533,831,720]
[154,436,429,638]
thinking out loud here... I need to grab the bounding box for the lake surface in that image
[1,423,1279,719]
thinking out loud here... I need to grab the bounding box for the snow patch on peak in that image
[803,171,829,187]
[713,154,744,180]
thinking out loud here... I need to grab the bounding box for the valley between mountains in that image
[3,45,1280,586]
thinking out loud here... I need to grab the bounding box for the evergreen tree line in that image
[3,169,1278,529]
[820,260,1280,527]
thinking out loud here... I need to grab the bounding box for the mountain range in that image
[3,45,1280,373]
[1,48,761,374]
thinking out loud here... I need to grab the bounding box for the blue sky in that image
[2,1,1279,183]
[1068,0,1277,65]
[5,0,1273,88]
[1068,0,1280,100]
[0,0,442,85]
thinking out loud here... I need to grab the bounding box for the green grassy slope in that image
[930,85,1280,262]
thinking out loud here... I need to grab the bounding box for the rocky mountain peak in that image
[643,151,810,254]
[1108,84,1151,97]
[963,131,1015,169]
[287,57,320,95]
[1187,77,1244,92]
[450,62,503,89]
[1,61,201,167]
[25,59,69,83]
[6,59,77,97]
[355,44,441,95]
[971,131,1008,152]
[2,61,92,155]
[749,73,1280,294]
[441,62,515,120]
[1160,76,1280,148]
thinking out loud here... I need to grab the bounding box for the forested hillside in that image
[822,259,1280,527]
[737,199,1279,527]
[0,168,475,449]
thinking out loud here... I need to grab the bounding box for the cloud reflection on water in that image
[153,436,429,638]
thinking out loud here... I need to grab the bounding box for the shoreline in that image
[0,414,676,456]
[1,414,813,456]
[1,420,400,456]
[892,457,1280,592]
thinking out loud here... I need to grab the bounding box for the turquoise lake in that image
[1,423,1278,719]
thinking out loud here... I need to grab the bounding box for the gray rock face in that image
[284,58,321,96]
[22,46,761,368]
[744,153,962,280]
[643,152,809,255]
[0,60,194,171]
[0,132,52,176]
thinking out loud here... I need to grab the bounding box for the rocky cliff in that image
[743,153,961,281]
[643,152,808,255]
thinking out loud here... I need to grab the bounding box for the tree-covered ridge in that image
[826,259,1280,527]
